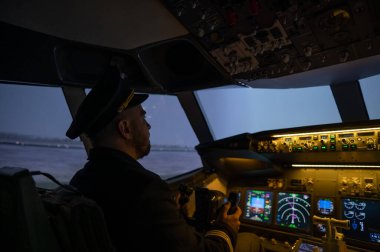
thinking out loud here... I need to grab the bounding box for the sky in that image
[0,75,379,145]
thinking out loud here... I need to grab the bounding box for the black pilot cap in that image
[66,67,148,139]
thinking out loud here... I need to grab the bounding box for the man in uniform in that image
[66,67,241,252]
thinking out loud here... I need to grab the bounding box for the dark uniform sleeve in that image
[136,180,237,252]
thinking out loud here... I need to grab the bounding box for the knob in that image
[303,61,311,71]
[341,178,348,186]
[307,178,314,185]
[197,27,205,37]
[352,177,360,186]
[282,53,290,64]
[267,179,275,188]
[277,180,284,188]
[177,6,184,16]
[192,0,198,9]
[304,46,313,57]
[210,22,216,31]
[200,10,207,20]
[365,183,374,190]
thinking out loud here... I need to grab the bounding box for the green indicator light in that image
[330,139,336,143]
[292,147,297,151]
[350,144,357,150]
[313,146,319,151]
[297,147,303,151]
[342,144,349,151]
[330,135,336,139]
[330,145,336,150]
[321,145,327,151]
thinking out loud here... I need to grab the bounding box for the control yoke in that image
[312,215,350,252]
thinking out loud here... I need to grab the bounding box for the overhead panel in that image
[163,0,380,85]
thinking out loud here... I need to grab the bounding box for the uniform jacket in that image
[70,147,236,252]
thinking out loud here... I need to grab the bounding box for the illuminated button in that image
[330,144,336,151]
[321,145,327,151]
[342,144,349,151]
[330,135,336,139]
[350,144,357,150]
[292,147,297,152]
[313,146,319,151]
[330,139,336,143]
[297,147,303,152]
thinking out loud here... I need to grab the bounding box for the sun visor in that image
[53,45,153,91]
[137,37,234,93]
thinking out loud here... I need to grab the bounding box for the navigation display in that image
[275,192,312,230]
[342,198,380,244]
[243,190,273,223]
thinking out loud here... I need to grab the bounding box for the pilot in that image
[66,66,242,252]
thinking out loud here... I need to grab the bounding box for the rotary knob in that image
[304,46,313,57]
[365,183,374,190]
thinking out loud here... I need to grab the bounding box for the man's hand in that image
[218,202,242,233]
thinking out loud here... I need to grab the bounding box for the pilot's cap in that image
[66,67,148,139]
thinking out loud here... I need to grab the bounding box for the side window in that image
[85,91,203,179]
[360,74,380,120]
[139,94,202,179]
[0,84,87,186]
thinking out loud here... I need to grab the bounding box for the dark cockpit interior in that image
[1,0,380,251]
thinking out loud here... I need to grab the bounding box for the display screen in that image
[317,198,334,215]
[342,198,380,244]
[276,192,312,230]
[243,190,273,223]
[298,242,323,252]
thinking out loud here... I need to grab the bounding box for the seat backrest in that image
[0,167,114,252]
[0,167,60,252]
[39,186,115,252]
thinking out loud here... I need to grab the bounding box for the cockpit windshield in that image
[196,85,341,140]
[196,73,380,140]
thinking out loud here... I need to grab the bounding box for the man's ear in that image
[118,119,133,139]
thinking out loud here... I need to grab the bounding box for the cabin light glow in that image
[271,127,380,138]
[292,164,380,168]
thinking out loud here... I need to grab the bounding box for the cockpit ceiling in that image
[0,0,188,50]
[2,0,380,91]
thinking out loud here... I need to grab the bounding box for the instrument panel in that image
[235,186,380,250]
[197,121,380,250]
[254,127,380,153]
